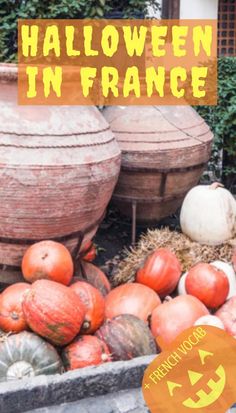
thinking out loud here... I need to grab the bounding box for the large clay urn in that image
[103,105,213,223]
[0,64,121,269]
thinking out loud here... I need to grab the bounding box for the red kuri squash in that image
[185,263,229,309]
[105,283,161,322]
[136,248,182,297]
[151,295,209,349]
[62,335,111,370]
[22,280,85,346]
[70,281,105,334]
[96,314,157,361]
[22,240,74,285]
[0,283,30,333]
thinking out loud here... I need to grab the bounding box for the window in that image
[218,0,236,56]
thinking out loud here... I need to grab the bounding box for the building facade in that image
[161,0,236,56]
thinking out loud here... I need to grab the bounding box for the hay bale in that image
[112,228,233,287]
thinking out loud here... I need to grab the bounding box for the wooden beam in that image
[162,0,180,19]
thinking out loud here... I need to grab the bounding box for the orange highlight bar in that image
[18,19,217,105]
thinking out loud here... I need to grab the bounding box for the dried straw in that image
[112,228,234,287]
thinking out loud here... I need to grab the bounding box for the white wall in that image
[180,0,219,19]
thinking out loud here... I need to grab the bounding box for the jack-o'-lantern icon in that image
[142,326,236,413]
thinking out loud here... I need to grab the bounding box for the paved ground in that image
[26,389,236,413]
[27,389,149,413]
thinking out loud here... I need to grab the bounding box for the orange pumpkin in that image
[22,280,85,346]
[136,248,182,297]
[151,295,209,349]
[62,335,111,370]
[22,240,74,285]
[186,263,229,309]
[75,261,111,296]
[105,283,161,322]
[0,283,30,333]
[70,281,105,334]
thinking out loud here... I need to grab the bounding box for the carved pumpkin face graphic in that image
[143,326,236,413]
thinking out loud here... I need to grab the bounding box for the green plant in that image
[104,0,160,18]
[196,57,236,191]
[0,0,160,62]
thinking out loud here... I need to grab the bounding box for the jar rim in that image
[0,63,17,81]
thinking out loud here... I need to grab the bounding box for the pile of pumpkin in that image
[0,240,158,382]
[0,181,235,383]
[0,239,236,383]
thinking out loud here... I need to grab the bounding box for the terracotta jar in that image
[103,105,213,223]
[0,64,121,269]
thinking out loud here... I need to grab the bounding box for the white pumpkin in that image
[177,272,187,295]
[180,182,236,245]
[177,261,236,300]
[194,315,225,330]
[211,261,236,299]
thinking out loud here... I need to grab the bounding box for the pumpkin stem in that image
[147,314,152,328]
[41,252,48,260]
[101,353,109,362]
[210,182,224,190]
[11,311,19,321]
[164,296,173,303]
[82,320,91,331]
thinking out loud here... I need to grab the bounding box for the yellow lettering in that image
[65,26,80,56]
[161,360,173,373]
[21,25,39,57]
[43,67,62,98]
[150,369,164,383]
[158,365,168,377]
[43,25,60,57]
[101,25,119,57]
[151,26,167,57]
[192,67,208,98]
[167,356,178,367]
[150,371,162,384]
[102,67,119,97]
[172,26,188,57]
[84,26,99,56]
[196,327,207,337]
[170,67,187,98]
[123,26,147,57]
[80,67,97,97]
[188,334,199,346]
[26,66,38,98]
[123,67,140,98]
[146,66,165,97]
[172,351,182,363]
[193,25,212,57]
